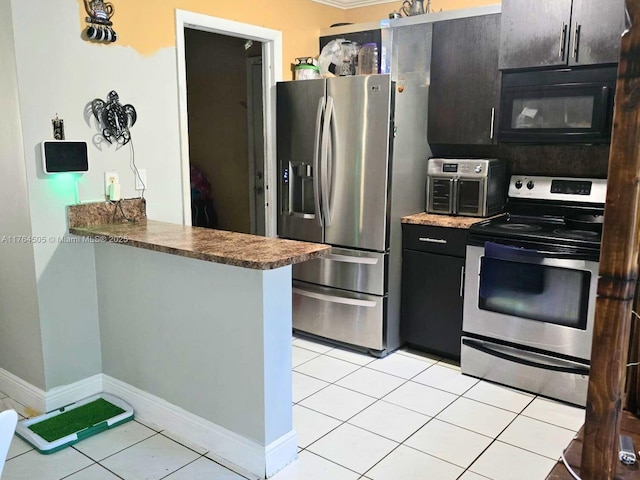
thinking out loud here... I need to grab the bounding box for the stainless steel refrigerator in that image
[277,29,431,356]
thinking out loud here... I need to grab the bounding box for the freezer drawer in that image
[461,337,589,407]
[292,247,386,295]
[293,281,385,351]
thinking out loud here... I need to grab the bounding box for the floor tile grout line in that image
[158,430,210,456]
[494,436,569,462]
[518,411,585,432]
[155,453,211,480]
[59,460,126,480]
[454,389,537,416]
[383,439,485,475]
[74,430,162,464]
[5,438,34,461]
[297,448,368,477]
[345,408,432,444]
[461,399,538,479]
[408,374,480,398]
[358,441,407,478]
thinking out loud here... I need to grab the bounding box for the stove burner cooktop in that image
[553,229,601,240]
[496,223,543,232]
[470,214,602,250]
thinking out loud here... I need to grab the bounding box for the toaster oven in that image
[425,158,507,217]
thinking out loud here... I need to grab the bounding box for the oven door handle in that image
[526,250,595,260]
[483,246,597,262]
[462,339,590,375]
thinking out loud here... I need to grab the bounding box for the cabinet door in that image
[499,0,573,69]
[400,249,465,360]
[428,14,501,145]
[570,0,625,66]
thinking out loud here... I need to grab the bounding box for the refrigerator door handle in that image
[313,96,326,227]
[323,253,379,265]
[293,287,377,308]
[320,95,334,227]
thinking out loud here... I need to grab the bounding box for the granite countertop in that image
[401,212,503,229]
[69,220,331,270]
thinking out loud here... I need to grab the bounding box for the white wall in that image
[0,0,46,389]
[9,0,187,389]
[94,243,293,446]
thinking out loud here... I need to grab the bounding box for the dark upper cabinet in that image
[428,14,501,145]
[499,0,625,70]
[570,0,626,65]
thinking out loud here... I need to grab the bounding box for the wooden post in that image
[581,2,640,478]
[623,280,640,414]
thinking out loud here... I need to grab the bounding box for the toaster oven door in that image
[457,178,485,216]
[427,177,454,214]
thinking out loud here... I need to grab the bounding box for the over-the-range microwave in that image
[498,65,617,144]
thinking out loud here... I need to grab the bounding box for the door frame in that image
[246,56,265,236]
[175,10,282,236]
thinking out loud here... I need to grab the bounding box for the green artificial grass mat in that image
[28,398,125,442]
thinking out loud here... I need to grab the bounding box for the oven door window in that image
[429,178,453,213]
[457,179,482,215]
[478,256,590,329]
[499,84,611,143]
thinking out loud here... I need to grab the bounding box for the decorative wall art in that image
[91,91,137,146]
[83,0,117,43]
[52,115,65,140]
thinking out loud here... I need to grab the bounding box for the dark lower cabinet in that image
[401,224,467,360]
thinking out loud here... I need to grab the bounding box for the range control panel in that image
[509,176,607,204]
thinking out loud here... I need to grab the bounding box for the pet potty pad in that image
[15,393,134,454]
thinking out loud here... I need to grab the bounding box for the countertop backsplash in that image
[68,198,147,228]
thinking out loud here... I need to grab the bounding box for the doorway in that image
[175,11,282,236]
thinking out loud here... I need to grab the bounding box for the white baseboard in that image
[265,429,298,478]
[44,374,103,411]
[0,367,46,413]
[0,369,105,414]
[102,375,296,479]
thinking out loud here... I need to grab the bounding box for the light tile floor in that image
[0,335,585,480]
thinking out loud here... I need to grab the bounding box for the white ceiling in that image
[310,0,396,9]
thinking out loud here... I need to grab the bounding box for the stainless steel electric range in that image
[461,175,607,406]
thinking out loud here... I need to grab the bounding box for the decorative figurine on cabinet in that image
[83,0,117,43]
[91,91,137,146]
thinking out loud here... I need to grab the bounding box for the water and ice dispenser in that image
[282,161,315,217]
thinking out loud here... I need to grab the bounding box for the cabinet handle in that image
[418,237,447,244]
[459,266,465,297]
[572,23,581,60]
[559,22,567,60]
[489,107,495,140]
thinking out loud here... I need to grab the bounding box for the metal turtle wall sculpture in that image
[91,91,137,145]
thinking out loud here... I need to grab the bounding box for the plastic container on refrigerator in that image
[357,43,378,75]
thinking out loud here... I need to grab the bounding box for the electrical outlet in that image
[104,171,119,195]
[135,169,147,191]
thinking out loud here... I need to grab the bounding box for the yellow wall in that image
[345,0,498,23]
[77,0,346,78]
[77,0,499,77]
